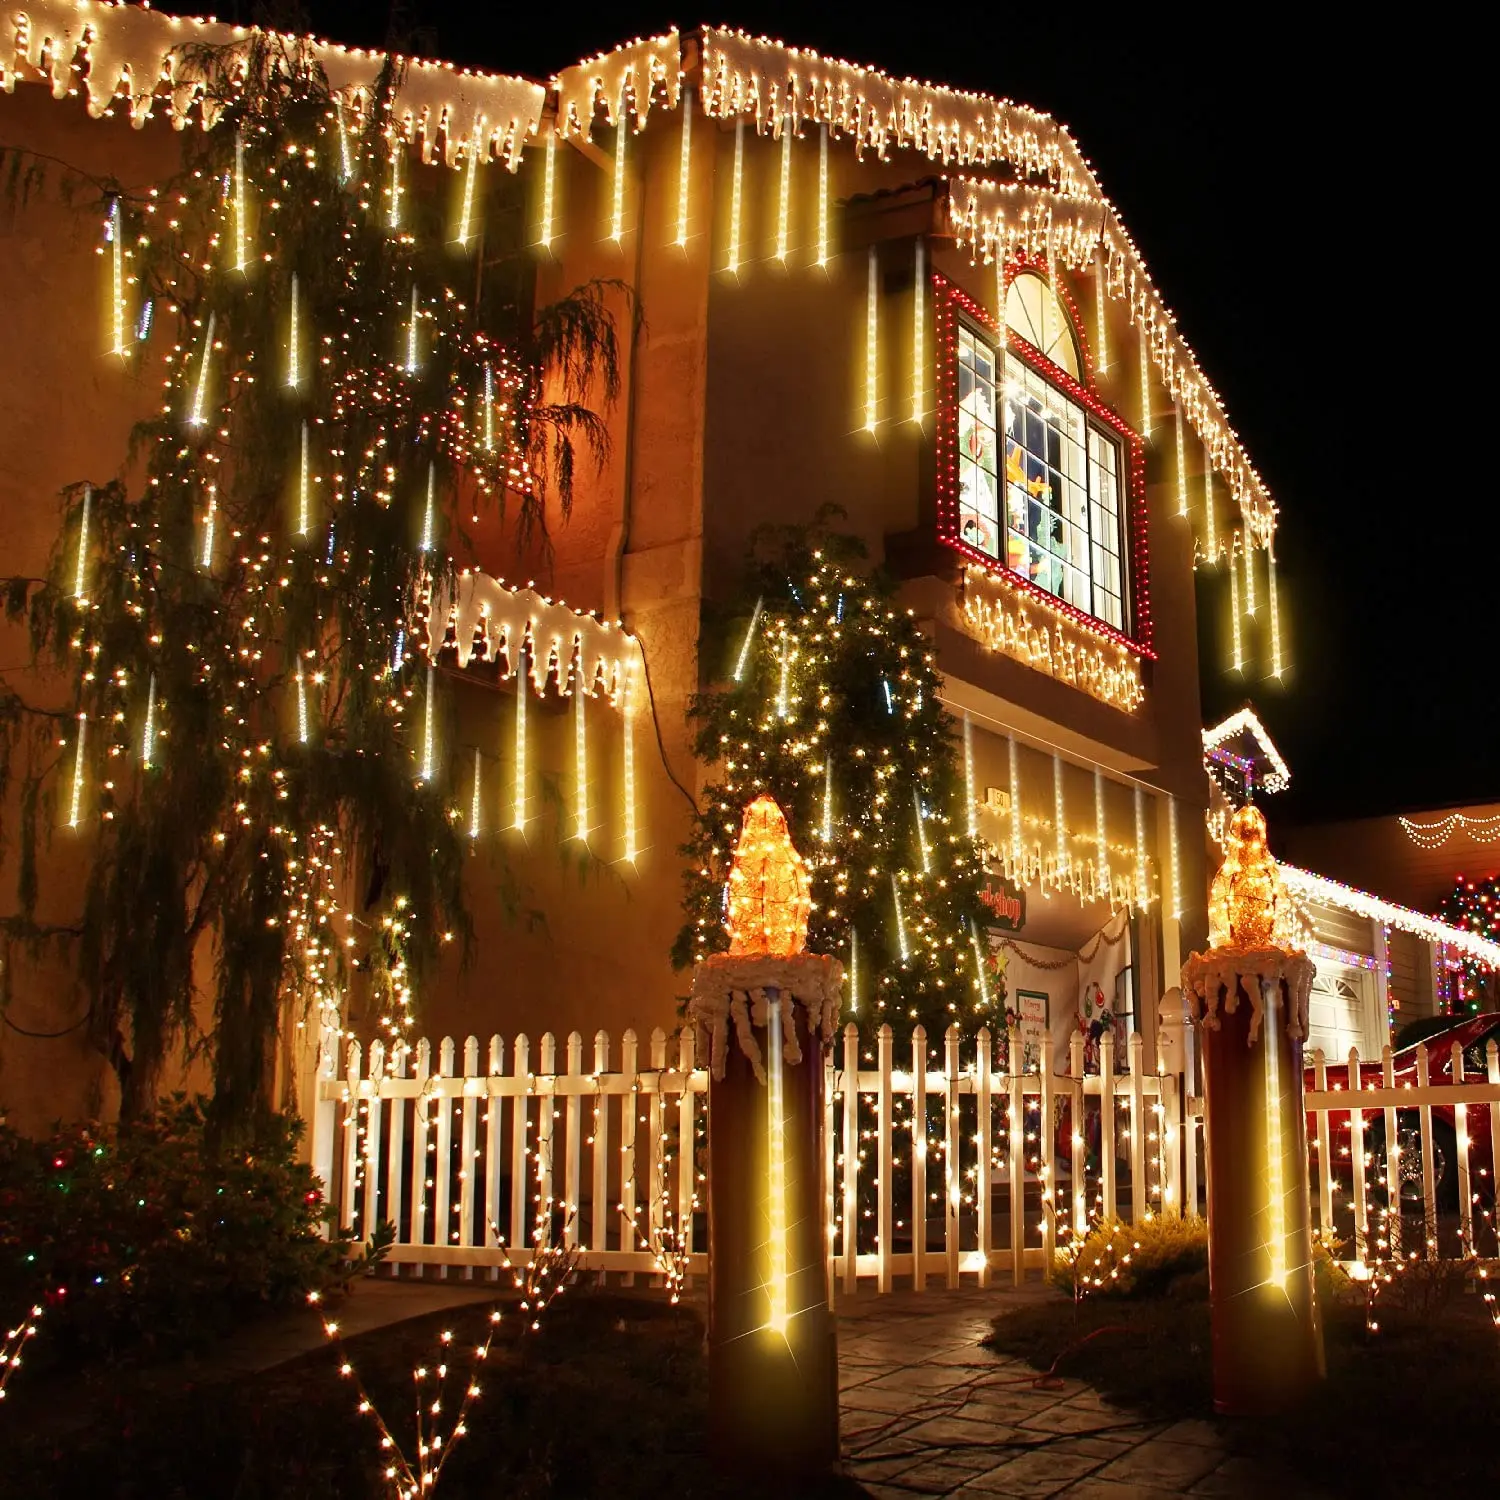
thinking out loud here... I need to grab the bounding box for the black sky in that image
[256,4,1492,824]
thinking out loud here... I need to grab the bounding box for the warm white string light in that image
[469,746,482,839]
[1052,752,1068,876]
[622,656,638,862]
[1093,245,1108,370]
[73,485,91,600]
[764,998,789,1334]
[727,119,744,273]
[141,672,157,767]
[404,286,419,374]
[1400,811,1500,850]
[822,756,834,843]
[67,713,87,828]
[1243,531,1258,616]
[816,124,829,267]
[1133,786,1148,905]
[1202,444,1217,564]
[732,597,762,682]
[1229,553,1244,673]
[610,118,627,243]
[296,668,310,744]
[913,788,930,873]
[109,196,126,356]
[995,244,1008,352]
[287,272,301,389]
[420,461,436,552]
[420,663,436,783]
[187,311,215,427]
[200,482,217,570]
[482,362,495,452]
[1174,402,1188,517]
[233,130,249,272]
[297,421,311,537]
[674,88,692,246]
[1009,733,1022,871]
[1267,543,1284,678]
[1138,317,1151,438]
[962,710,977,838]
[573,670,588,843]
[456,123,481,246]
[864,247,878,431]
[911,237,925,423]
[892,875,910,961]
[387,137,402,231]
[540,128,556,249]
[776,630,790,720]
[776,110,792,261]
[970,920,990,1007]
[512,648,528,829]
[1263,981,1288,1289]
[848,927,859,1012]
[1093,767,1109,892]
[1168,795,1182,920]
[335,97,353,183]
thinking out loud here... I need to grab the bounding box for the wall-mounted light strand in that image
[816,125,829,267]
[539,129,556,249]
[1094,767,1110,892]
[962,709,977,838]
[864,247,879,431]
[420,663,436,783]
[727,119,744,274]
[610,118,627,243]
[622,657,638,862]
[775,112,792,262]
[512,647,528,828]
[911,238,925,423]
[73,486,91,600]
[1094,245,1108,370]
[1133,786,1149,906]
[469,746,482,839]
[109,196,127,356]
[674,89,692,246]
[1174,402,1188,517]
[1268,543,1284,679]
[456,125,481,246]
[573,668,588,843]
[1168,795,1182,920]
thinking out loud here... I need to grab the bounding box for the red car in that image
[1304,1012,1500,1214]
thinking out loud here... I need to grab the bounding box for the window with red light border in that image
[933,267,1155,661]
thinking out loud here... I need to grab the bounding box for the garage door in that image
[1306,967,1381,1063]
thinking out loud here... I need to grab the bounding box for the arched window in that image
[951,269,1131,634]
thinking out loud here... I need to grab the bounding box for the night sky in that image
[258,5,1490,825]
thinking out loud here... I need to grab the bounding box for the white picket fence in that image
[310,1021,1188,1289]
[1304,1039,1500,1261]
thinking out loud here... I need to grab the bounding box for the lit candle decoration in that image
[68,712,87,828]
[109,196,127,356]
[727,118,744,273]
[187,311,215,427]
[675,87,692,246]
[141,672,157,767]
[573,668,588,843]
[864,247,878,431]
[911,238,925,423]
[200,482,217,571]
[540,128,556,249]
[421,662,436,783]
[776,110,792,262]
[610,118,627,243]
[73,485,91,600]
[733,597,763,681]
[816,124,829,267]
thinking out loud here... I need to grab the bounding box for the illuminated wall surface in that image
[0,12,1301,1125]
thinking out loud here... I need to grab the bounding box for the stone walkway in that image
[835,1288,1324,1499]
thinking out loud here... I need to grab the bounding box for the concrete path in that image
[835,1288,1326,1499]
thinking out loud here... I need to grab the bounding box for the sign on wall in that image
[1015,988,1048,1072]
[980,873,1026,932]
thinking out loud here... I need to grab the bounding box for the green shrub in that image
[1050,1213,1209,1299]
[0,1094,360,1362]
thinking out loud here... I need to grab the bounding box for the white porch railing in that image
[1304,1039,1500,1261]
[311,1022,1187,1289]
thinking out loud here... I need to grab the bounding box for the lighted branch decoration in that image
[0,1301,45,1403]
[673,516,991,1045]
[0,34,619,1127]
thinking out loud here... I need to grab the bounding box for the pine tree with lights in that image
[673,514,993,1044]
[0,35,619,1130]
[1438,873,1500,1014]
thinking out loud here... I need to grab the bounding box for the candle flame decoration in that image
[725,795,810,957]
[1208,804,1286,949]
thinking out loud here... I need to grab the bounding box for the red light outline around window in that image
[934,269,1155,660]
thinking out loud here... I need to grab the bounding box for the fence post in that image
[564,1032,584,1249]
[1159,1068,1181,1217]
[458,1037,479,1265]
[1381,1046,1401,1259]
[1416,1047,1437,1258]
[824,1041,836,1299]
[1311,1050,1332,1240]
[386,1043,408,1256]
[537,1033,557,1248]
[484,1036,503,1273]
[975,1026,992,1288]
[1453,1040,1473,1253]
[648,1027,668,1281]
[340,1040,362,1241]
[1039,1034,1055,1268]
[1128,1033,1146,1224]
[433,1038,457,1272]
[911,1026,928,1292]
[508,1034,530,1255]
[311,1030,339,1230]
[1348,1046,1370,1261]
[944,1024,961,1289]
[841,1023,860,1294]
[1007,1033,1023,1286]
[410,1037,432,1272]
[877,1024,893,1294]
[363,1040,385,1249]
[677,1027,697,1275]
[1100,1030,1117,1220]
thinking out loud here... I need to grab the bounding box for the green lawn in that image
[985,1277,1499,1498]
[2,1289,861,1500]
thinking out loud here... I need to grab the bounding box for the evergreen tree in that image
[0,35,620,1130]
[674,514,993,1044]
[1438,873,1500,1014]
